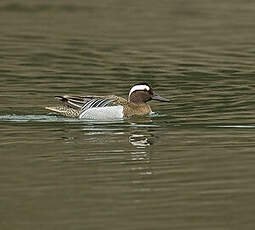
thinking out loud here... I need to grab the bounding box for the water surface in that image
[1,1,255,229]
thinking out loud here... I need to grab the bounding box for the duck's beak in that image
[151,93,170,102]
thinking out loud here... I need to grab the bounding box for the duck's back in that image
[46,95,127,119]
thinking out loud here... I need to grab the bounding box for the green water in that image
[1,1,255,229]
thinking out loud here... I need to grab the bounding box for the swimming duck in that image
[45,83,169,119]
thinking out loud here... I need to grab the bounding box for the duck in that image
[45,82,169,120]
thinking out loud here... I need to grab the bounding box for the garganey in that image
[45,83,169,119]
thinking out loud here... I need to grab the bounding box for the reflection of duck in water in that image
[129,134,152,148]
[45,83,169,120]
[129,129,155,148]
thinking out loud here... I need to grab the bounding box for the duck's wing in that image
[55,95,97,109]
[55,95,127,109]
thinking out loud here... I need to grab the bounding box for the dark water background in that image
[1,1,255,229]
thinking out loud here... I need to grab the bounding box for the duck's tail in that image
[45,105,79,118]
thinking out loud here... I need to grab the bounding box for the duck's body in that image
[45,83,169,120]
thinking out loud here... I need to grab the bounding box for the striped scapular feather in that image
[80,98,114,113]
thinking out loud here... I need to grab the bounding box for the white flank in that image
[79,106,124,120]
[129,85,150,97]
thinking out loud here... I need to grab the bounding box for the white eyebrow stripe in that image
[129,85,150,97]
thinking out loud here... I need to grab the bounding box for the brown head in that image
[128,83,169,104]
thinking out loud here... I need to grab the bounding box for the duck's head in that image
[128,82,169,104]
